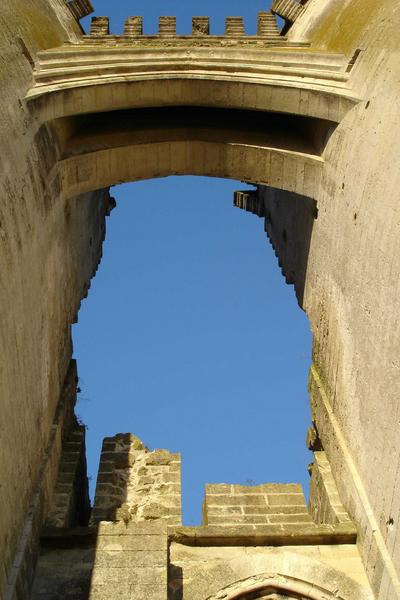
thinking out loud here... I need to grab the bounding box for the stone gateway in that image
[0,0,399,599]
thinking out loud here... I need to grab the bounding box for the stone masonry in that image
[90,521,169,600]
[1,0,400,598]
[30,433,373,600]
[203,483,313,527]
[90,434,181,526]
[45,424,90,529]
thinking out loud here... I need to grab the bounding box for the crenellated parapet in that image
[31,432,370,600]
[86,12,285,46]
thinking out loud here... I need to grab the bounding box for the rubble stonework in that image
[90,434,181,525]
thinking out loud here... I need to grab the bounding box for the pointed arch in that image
[175,550,374,600]
[207,572,357,600]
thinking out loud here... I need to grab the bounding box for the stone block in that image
[268,514,313,523]
[267,493,306,506]
[207,506,242,516]
[97,534,166,552]
[206,495,267,506]
[94,550,166,568]
[206,484,232,495]
[233,484,303,494]
[207,515,269,525]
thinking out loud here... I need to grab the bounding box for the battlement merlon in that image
[87,433,353,530]
[90,434,182,526]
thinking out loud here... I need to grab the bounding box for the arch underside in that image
[58,138,322,199]
[55,106,325,199]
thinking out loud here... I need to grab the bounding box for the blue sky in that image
[75,2,312,526]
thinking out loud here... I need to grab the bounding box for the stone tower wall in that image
[0,2,107,597]
[259,0,400,596]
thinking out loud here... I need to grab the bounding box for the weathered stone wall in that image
[0,2,109,597]
[29,439,368,600]
[30,522,169,600]
[170,543,372,599]
[89,521,168,600]
[31,532,372,600]
[30,540,96,600]
[259,0,400,596]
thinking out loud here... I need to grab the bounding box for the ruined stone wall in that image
[260,0,400,596]
[202,483,312,527]
[0,2,107,596]
[90,434,181,526]
[30,434,371,600]
[31,433,179,600]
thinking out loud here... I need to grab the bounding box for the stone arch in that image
[28,53,358,125]
[207,572,349,599]
[29,44,358,201]
[59,137,322,200]
[177,549,373,600]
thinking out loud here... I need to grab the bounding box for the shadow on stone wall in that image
[169,564,184,600]
[234,186,317,309]
[260,187,318,308]
[30,433,179,599]
[29,530,97,600]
